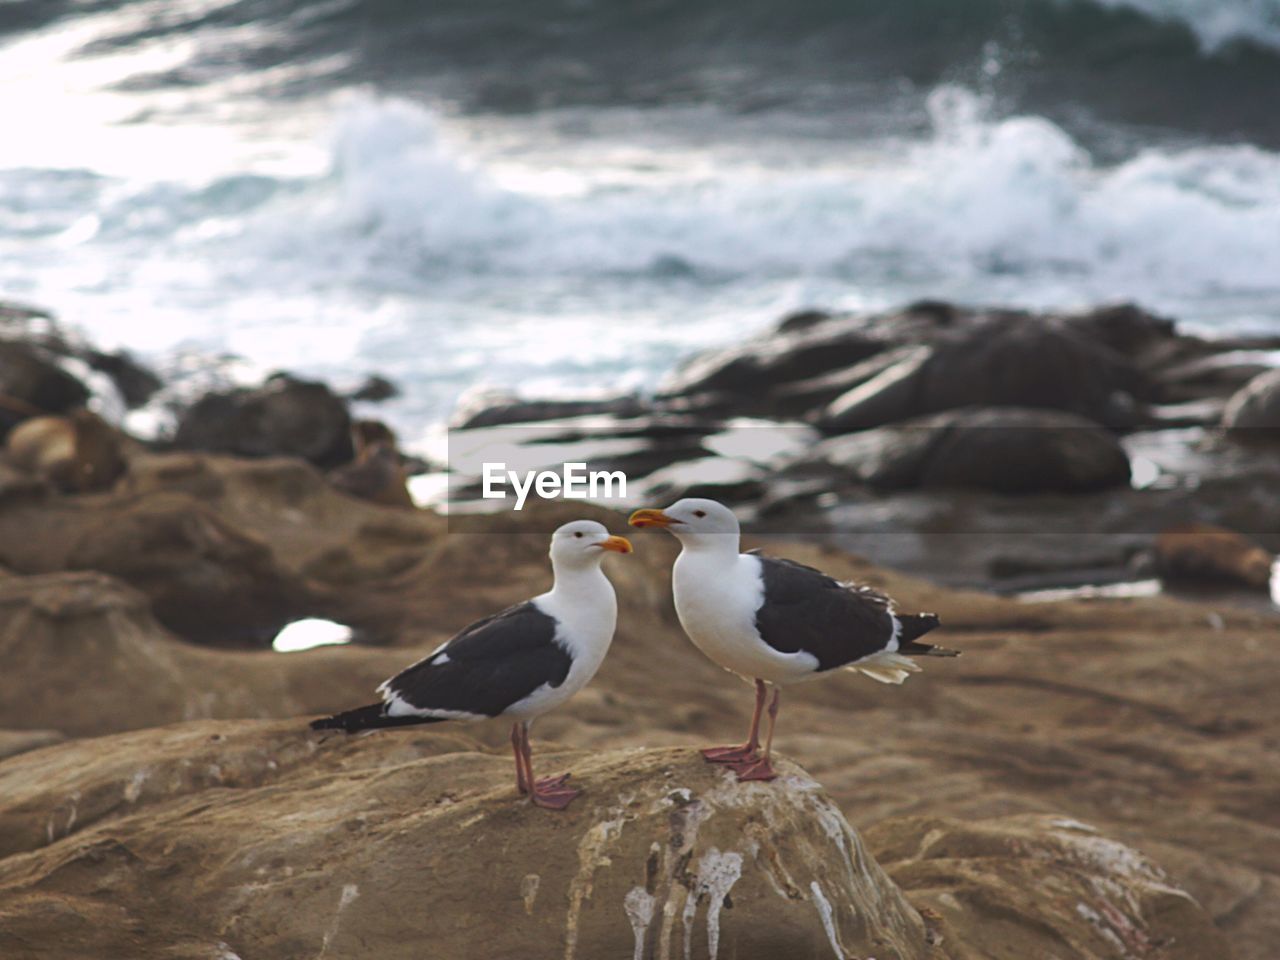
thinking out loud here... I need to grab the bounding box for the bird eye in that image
[693,510,706,518]
[574,531,583,538]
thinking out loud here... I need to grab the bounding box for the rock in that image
[173,373,353,468]
[64,495,315,646]
[0,729,63,762]
[81,349,163,409]
[0,339,90,431]
[869,814,1231,960]
[450,387,648,430]
[0,732,929,960]
[327,420,414,509]
[0,490,1275,956]
[655,311,906,416]
[445,415,719,508]
[1223,367,1280,438]
[0,460,49,504]
[1154,523,1274,591]
[1056,302,1178,365]
[819,314,1142,434]
[1155,352,1274,402]
[4,410,126,493]
[639,456,768,503]
[347,374,400,403]
[0,573,409,735]
[0,452,443,647]
[794,407,1132,494]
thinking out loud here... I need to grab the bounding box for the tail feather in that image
[897,613,941,643]
[310,703,445,733]
[895,613,959,657]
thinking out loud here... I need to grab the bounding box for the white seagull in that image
[312,519,633,809]
[630,498,956,781]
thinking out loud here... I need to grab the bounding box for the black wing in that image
[752,555,898,671]
[382,601,571,717]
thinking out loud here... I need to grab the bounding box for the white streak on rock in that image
[317,884,359,959]
[810,881,842,959]
[124,769,148,803]
[681,877,698,960]
[565,809,627,960]
[624,886,656,960]
[702,850,742,960]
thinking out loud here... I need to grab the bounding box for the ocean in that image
[3,0,1280,440]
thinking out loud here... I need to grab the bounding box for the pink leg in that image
[732,688,780,782]
[702,679,767,764]
[522,723,581,811]
[512,723,530,795]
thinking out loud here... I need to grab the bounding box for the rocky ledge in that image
[0,726,1227,960]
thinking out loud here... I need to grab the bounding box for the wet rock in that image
[347,374,400,403]
[662,301,968,409]
[64,495,314,647]
[173,373,353,468]
[4,410,126,493]
[451,387,648,430]
[1223,367,1280,438]
[819,315,1142,434]
[0,340,90,430]
[639,456,768,503]
[1055,302,1179,366]
[869,814,1230,960]
[81,349,163,409]
[0,736,928,960]
[794,407,1131,494]
[1155,351,1275,402]
[1154,523,1274,591]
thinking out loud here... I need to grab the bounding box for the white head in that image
[548,519,634,571]
[628,498,741,551]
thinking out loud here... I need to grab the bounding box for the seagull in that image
[630,498,956,781]
[311,519,633,809]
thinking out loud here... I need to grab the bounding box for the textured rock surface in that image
[0,453,443,645]
[0,730,63,762]
[0,730,928,960]
[172,373,354,467]
[0,573,409,735]
[0,461,1274,957]
[817,313,1141,434]
[1223,367,1280,436]
[792,406,1131,493]
[869,814,1231,960]
[0,340,90,425]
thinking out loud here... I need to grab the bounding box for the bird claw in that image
[534,773,572,790]
[530,775,581,810]
[701,744,760,765]
[729,757,778,782]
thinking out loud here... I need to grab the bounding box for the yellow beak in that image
[598,535,634,554]
[628,508,676,529]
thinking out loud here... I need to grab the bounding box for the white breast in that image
[504,578,617,721]
[672,552,819,684]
